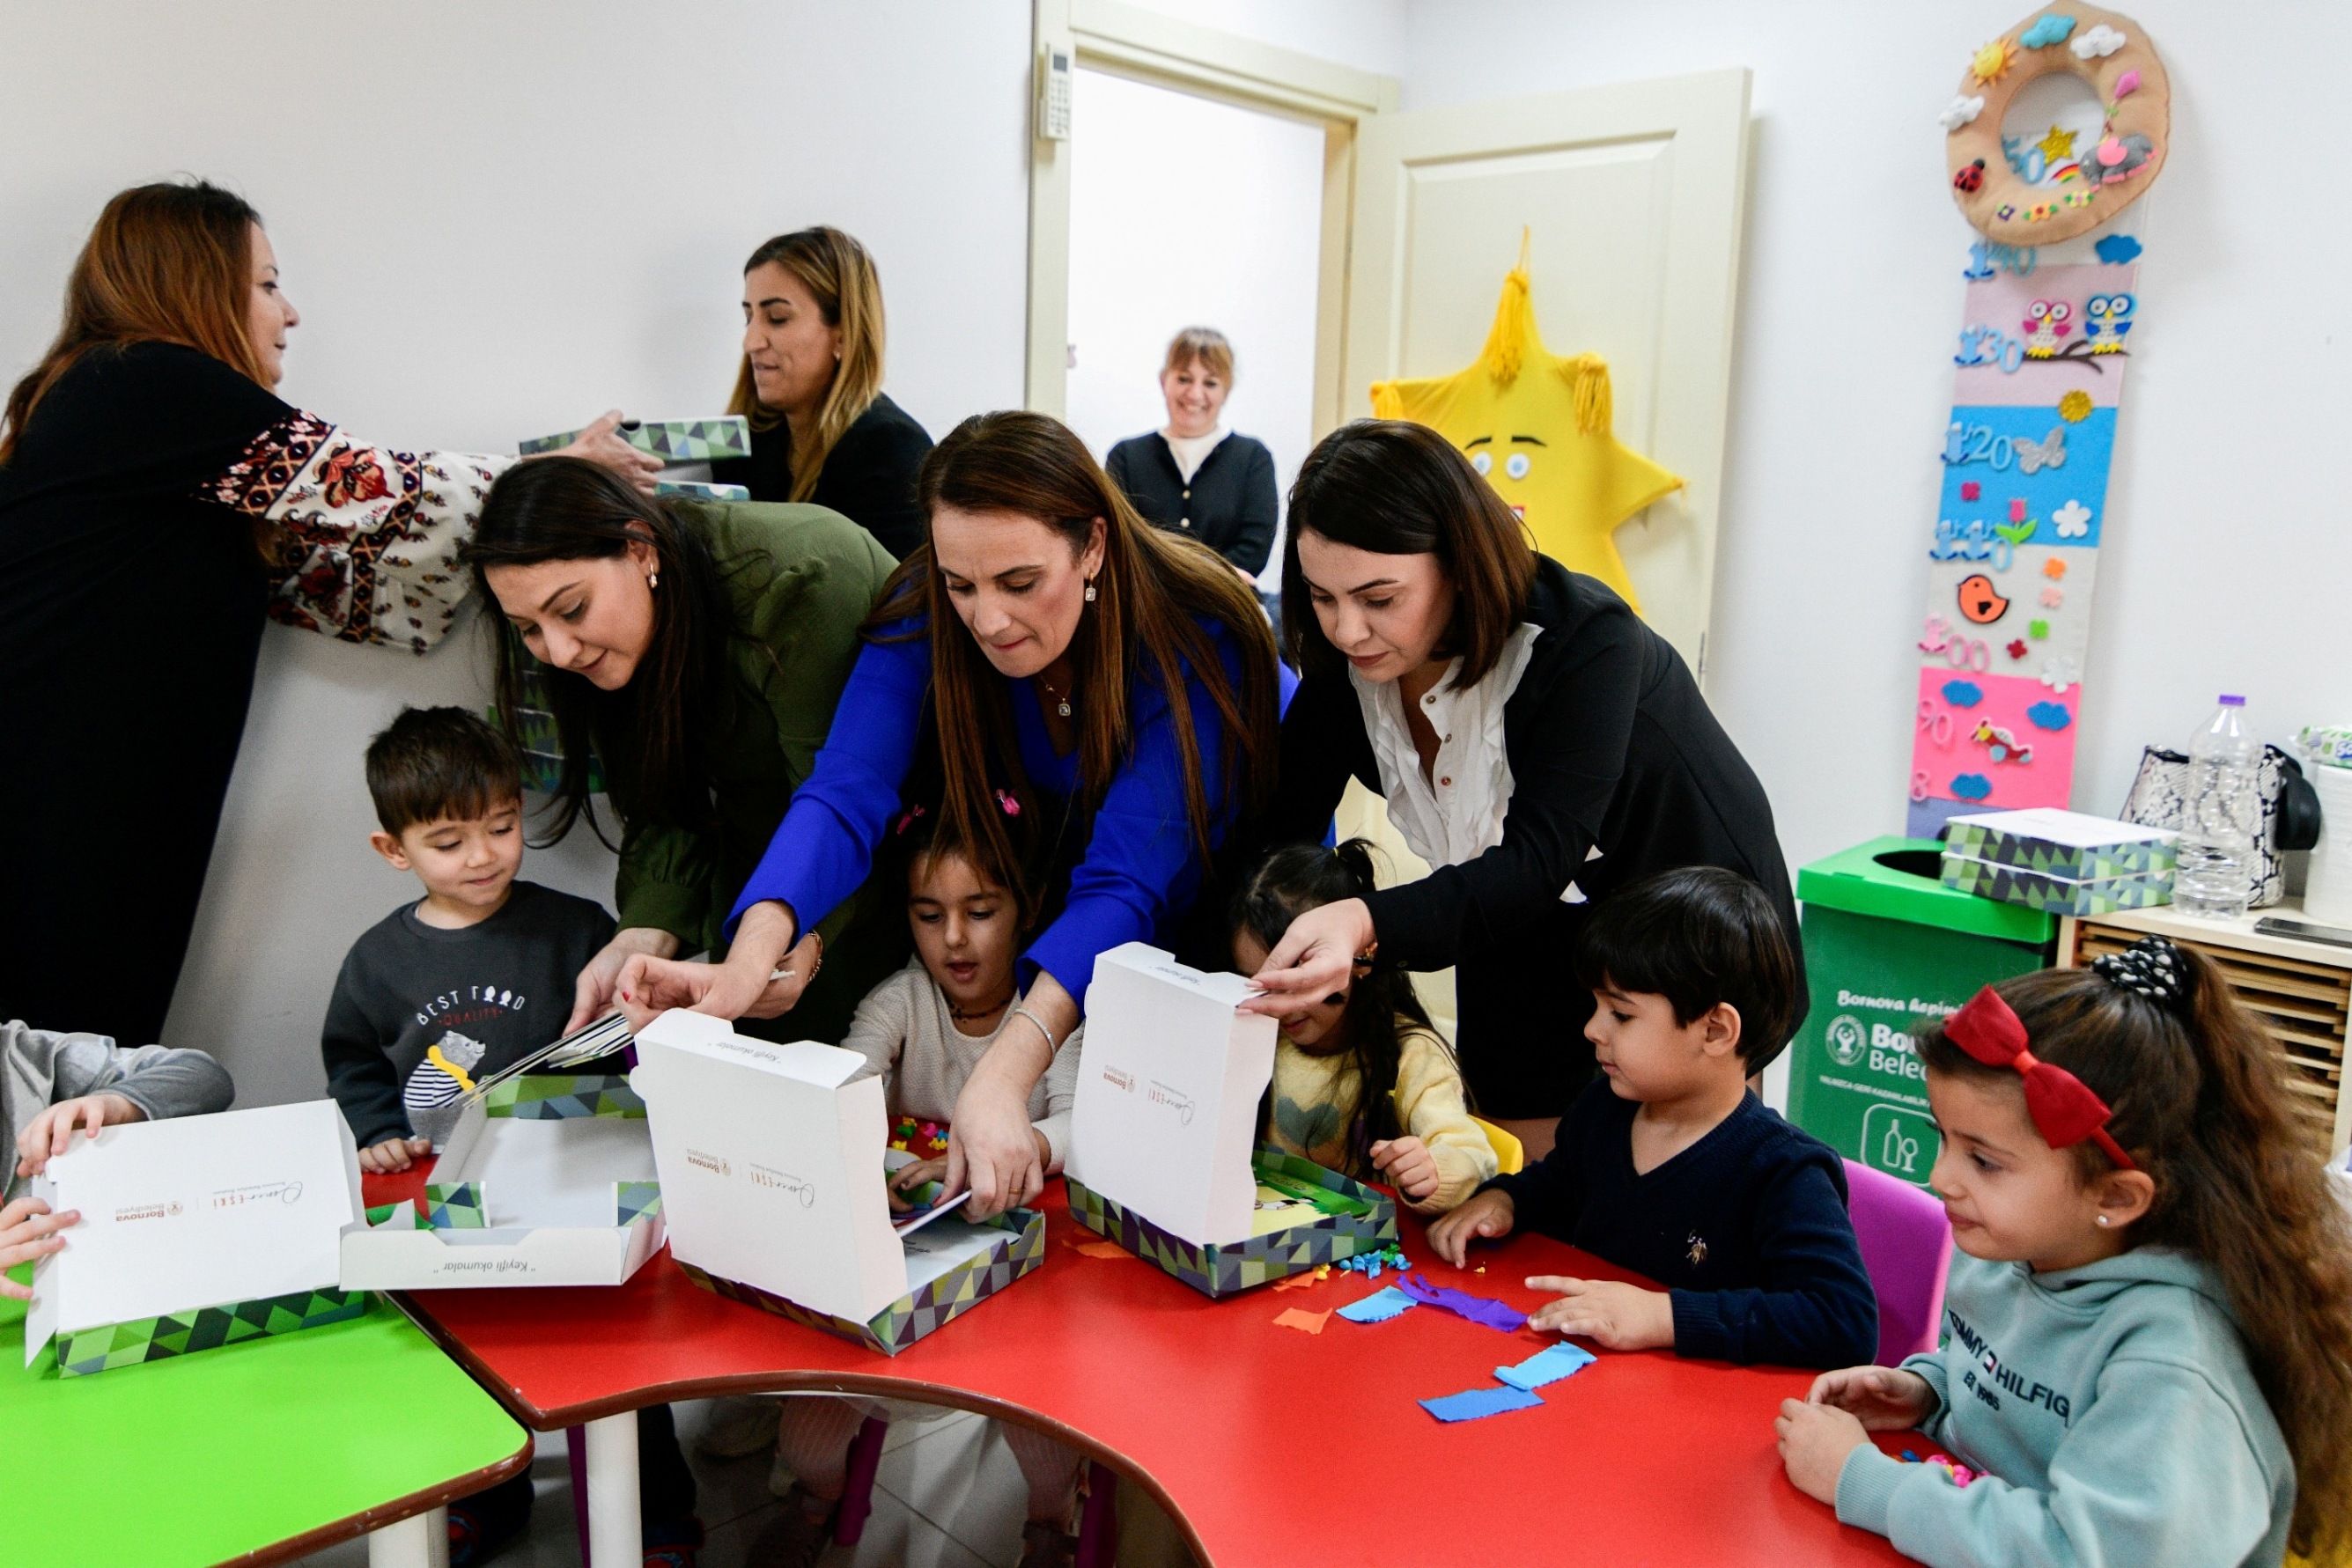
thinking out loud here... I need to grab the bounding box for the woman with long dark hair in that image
[466,459,907,1045]
[616,410,1281,1212]
[0,179,651,1045]
[708,226,933,557]
[1250,420,1800,1160]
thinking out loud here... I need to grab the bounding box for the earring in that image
[2095,1215,2109,1226]
[1084,579,1097,603]
[647,572,660,590]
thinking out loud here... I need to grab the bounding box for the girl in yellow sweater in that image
[1230,840,1496,1212]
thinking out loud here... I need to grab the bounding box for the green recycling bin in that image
[1785,836,2054,1187]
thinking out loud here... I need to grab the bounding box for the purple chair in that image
[1843,1159,1953,1366]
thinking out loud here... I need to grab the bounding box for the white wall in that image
[1062,66,1326,585]
[0,0,1034,1103]
[1117,0,1408,79]
[1397,0,2352,878]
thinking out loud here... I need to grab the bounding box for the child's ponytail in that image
[1921,943,2352,1557]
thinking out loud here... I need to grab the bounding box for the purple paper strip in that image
[1397,1272,1528,1332]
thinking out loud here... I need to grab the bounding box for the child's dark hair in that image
[1920,948,2352,1558]
[1228,839,1447,1174]
[1572,865,1800,1073]
[886,794,1036,931]
[365,707,523,836]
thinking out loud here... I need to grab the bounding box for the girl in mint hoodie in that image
[1774,937,2352,1567]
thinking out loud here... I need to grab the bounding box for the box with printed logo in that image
[26,1100,367,1373]
[338,1075,665,1291]
[630,1013,1043,1354]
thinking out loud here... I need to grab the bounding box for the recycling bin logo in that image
[1825,1013,1868,1066]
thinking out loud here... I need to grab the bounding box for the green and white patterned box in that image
[677,1204,1045,1356]
[52,1287,369,1378]
[653,479,751,502]
[1065,1146,1397,1299]
[518,416,751,462]
[340,1075,665,1290]
[1939,853,2172,916]
[1943,809,2178,880]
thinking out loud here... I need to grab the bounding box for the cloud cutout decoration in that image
[2027,701,2074,732]
[1951,773,1994,801]
[1943,681,1985,708]
[2071,23,2127,58]
[2053,500,2091,538]
[2095,233,2143,264]
[2021,14,2077,48]
[1940,94,1986,131]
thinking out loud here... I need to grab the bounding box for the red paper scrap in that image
[1274,1307,1332,1336]
[1073,1240,1130,1259]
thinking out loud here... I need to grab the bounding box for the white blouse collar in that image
[1348,622,1542,869]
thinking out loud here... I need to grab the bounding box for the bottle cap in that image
[2220,695,2246,706]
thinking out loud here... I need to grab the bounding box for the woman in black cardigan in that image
[710,226,932,560]
[1250,421,1802,1159]
[1104,327,1278,578]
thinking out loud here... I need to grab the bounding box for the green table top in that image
[0,1278,528,1567]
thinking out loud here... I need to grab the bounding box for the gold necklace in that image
[1036,668,1073,718]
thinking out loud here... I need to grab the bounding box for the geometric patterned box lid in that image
[51,1286,370,1378]
[518,416,752,462]
[678,1204,1045,1357]
[1944,808,2179,880]
[1065,1145,1397,1299]
[1940,851,2174,917]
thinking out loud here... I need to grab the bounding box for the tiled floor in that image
[293,1397,1198,1568]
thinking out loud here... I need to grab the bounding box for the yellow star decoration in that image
[2037,123,2078,164]
[1368,237,1683,609]
[1972,37,2018,84]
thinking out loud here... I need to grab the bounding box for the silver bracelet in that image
[1005,1004,1062,1053]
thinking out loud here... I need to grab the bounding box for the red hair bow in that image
[1944,986,2136,1169]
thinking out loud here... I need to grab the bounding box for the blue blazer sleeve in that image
[1669,1152,1880,1369]
[1021,624,1242,1011]
[726,631,930,940]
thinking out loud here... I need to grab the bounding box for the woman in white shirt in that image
[1250,420,1801,1159]
[1104,327,1279,579]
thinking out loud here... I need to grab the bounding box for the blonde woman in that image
[1105,326,1279,578]
[0,180,653,1050]
[711,226,933,559]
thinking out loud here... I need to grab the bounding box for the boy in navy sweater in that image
[1428,866,1876,1369]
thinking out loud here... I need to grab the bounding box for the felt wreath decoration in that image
[1942,6,2168,246]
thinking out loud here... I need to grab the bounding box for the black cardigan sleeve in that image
[1223,441,1279,577]
[1267,671,1375,847]
[1359,610,1643,971]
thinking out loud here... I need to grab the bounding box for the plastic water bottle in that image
[2174,695,2260,920]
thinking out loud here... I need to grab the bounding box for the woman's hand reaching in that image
[547,409,663,495]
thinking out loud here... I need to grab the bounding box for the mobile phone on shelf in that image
[2253,916,2352,950]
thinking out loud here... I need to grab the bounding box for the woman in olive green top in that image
[466,456,904,1043]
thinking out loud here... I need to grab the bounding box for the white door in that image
[1342,68,1752,681]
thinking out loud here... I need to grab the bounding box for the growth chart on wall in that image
[1909,241,2141,836]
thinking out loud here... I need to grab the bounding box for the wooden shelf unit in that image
[2058,900,2352,1160]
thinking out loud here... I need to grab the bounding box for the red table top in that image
[371,1165,1908,1568]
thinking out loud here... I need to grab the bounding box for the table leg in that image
[584,1410,642,1568]
[366,1504,450,1568]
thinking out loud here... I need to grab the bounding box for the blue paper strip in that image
[1337,1285,1417,1324]
[1419,1383,1545,1423]
[1494,1341,1596,1390]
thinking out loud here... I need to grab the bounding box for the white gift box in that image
[1065,942,1277,1248]
[338,1075,665,1291]
[26,1100,364,1367]
[630,1012,1045,1350]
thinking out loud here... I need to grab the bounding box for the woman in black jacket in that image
[710,226,932,560]
[1248,421,1802,1159]
[1104,327,1278,579]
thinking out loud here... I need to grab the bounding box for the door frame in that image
[1024,0,1399,431]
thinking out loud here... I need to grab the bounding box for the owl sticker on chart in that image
[2083,293,2135,353]
[2022,298,2073,359]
